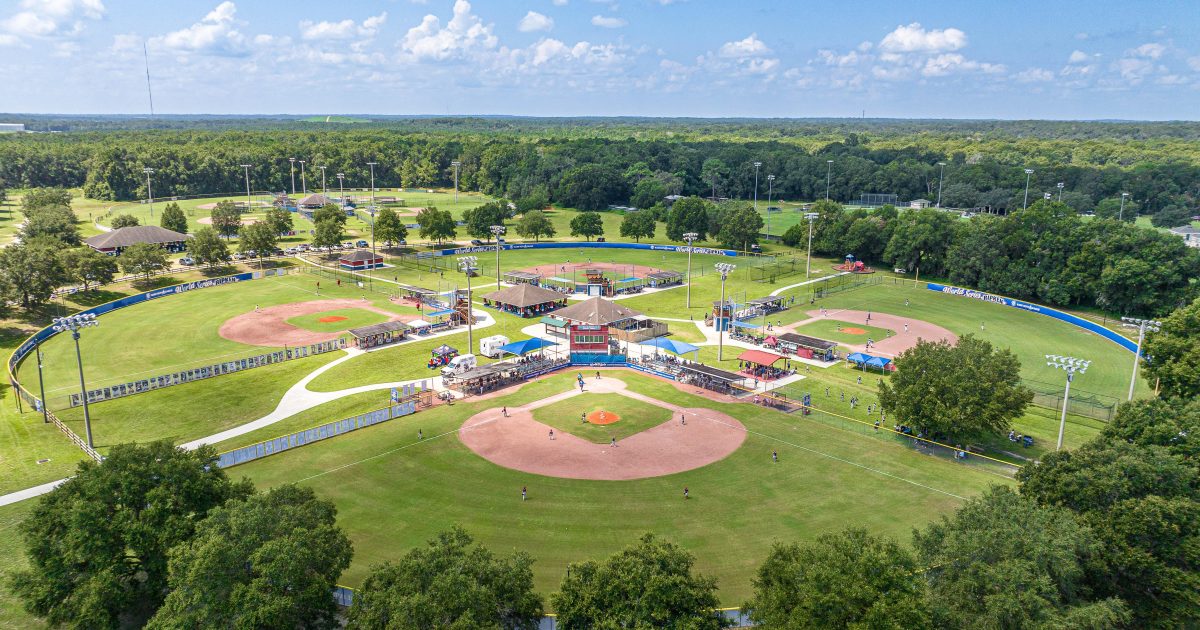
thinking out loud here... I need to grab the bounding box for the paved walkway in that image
[769,271,849,296]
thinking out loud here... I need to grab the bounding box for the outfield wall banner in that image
[925,283,1138,353]
[67,338,347,408]
[433,242,739,257]
[217,400,419,468]
[8,269,293,409]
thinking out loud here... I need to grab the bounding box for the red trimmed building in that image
[339,249,384,270]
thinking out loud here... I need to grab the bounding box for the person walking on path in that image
[502,406,508,417]
[680,413,686,425]
[549,429,555,440]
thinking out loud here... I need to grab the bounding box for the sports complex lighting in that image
[804,212,819,278]
[1121,317,1161,401]
[458,256,479,350]
[142,167,155,217]
[451,161,462,202]
[683,232,699,308]
[715,263,737,361]
[1023,168,1034,209]
[1045,354,1090,451]
[490,225,506,287]
[52,314,99,449]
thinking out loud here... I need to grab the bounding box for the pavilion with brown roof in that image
[85,226,190,254]
[481,283,567,317]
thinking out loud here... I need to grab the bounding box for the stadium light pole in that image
[319,166,327,196]
[451,161,462,203]
[1022,168,1034,209]
[1056,182,1064,202]
[288,158,296,195]
[35,347,48,424]
[336,172,345,209]
[715,263,736,361]
[1046,355,1090,451]
[804,212,819,278]
[1121,317,1161,401]
[367,162,378,254]
[752,162,761,213]
[683,232,699,308]
[458,256,478,351]
[936,162,946,208]
[825,160,833,200]
[490,225,506,287]
[1119,192,1129,221]
[299,160,307,194]
[766,174,775,238]
[240,164,252,215]
[143,167,155,218]
[53,314,99,449]
[1044,192,1052,202]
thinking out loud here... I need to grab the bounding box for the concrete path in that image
[769,271,849,296]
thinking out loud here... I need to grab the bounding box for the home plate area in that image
[458,378,746,480]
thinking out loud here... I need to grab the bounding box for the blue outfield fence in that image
[217,400,418,468]
[925,283,1138,354]
[426,241,739,258]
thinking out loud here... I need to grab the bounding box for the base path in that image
[459,378,746,480]
[788,309,957,357]
[219,299,420,347]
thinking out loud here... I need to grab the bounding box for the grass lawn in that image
[286,307,390,333]
[532,393,674,443]
[791,318,895,346]
[231,371,1006,605]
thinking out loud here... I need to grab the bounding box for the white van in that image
[440,354,477,377]
[479,335,510,358]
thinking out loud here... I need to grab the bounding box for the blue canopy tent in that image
[639,336,700,362]
[846,352,870,364]
[864,356,892,371]
[498,337,558,357]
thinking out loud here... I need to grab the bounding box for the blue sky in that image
[1,0,1198,119]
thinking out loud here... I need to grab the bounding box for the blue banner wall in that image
[430,241,739,257]
[925,283,1138,354]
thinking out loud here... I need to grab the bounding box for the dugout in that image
[482,283,566,318]
[443,363,521,395]
[541,315,569,338]
[503,270,542,286]
[737,349,789,381]
[396,284,438,307]
[644,270,683,288]
[748,296,787,315]
[678,363,748,395]
[775,332,838,362]
[348,321,409,349]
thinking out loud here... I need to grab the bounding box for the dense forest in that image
[1,117,1198,219]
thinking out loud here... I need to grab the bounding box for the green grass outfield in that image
[286,307,390,333]
[792,318,894,346]
[232,371,1006,604]
[533,393,674,443]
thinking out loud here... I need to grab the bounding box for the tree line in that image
[2,125,1198,220]
[782,199,1200,316]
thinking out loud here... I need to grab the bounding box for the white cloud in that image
[1188,56,1200,72]
[1068,50,1089,63]
[817,49,862,67]
[1130,42,1165,59]
[401,0,498,61]
[921,53,1004,77]
[591,15,627,28]
[879,22,966,53]
[552,0,568,5]
[719,33,769,58]
[0,0,105,44]
[1014,67,1054,82]
[299,12,386,40]
[150,2,250,57]
[518,11,554,33]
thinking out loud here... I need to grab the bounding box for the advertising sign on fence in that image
[433,241,739,257]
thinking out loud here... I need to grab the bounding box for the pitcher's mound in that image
[588,410,620,425]
[840,327,867,335]
[318,315,348,323]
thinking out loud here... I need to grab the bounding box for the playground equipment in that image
[834,254,875,274]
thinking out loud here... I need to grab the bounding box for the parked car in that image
[179,257,195,266]
[356,240,369,248]
[596,237,606,243]
[296,244,310,252]
[470,239,484,246]
[232,253,245,261]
